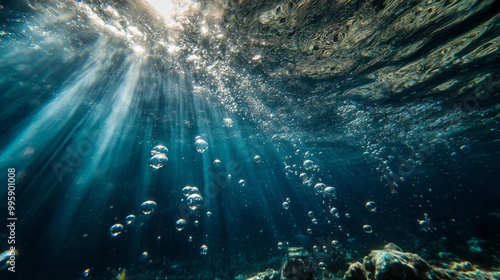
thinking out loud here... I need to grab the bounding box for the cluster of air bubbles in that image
[282,198,290,210]
[194,136,209,153]
[109,201,158,238]
[365,201,377,212]
[364,142,402,191]
[254,155,261,163]
[300,173,314,187]
[331,240,340,249]
[238,179,246,187]
[213,159,221,167]
[149,145,169,169]
[200,244,208,255]
[182,186,200,197]
[125,214,136,225]
[223,118,233,128]
[109,224,124,237]
[140,200,157,214]
[176,219,187,231]
[363,224,373,233]
[187,193,203,210]
[307,211,318,224]
[180,185,204,210]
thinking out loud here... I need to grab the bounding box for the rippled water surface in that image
[0,0,499,279]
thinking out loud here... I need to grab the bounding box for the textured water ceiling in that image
[211,0,499,97]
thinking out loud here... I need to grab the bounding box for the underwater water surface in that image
[0,0,499,279]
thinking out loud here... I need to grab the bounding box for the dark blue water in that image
[1,0,499,279]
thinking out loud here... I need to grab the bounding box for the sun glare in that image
[147,0,176,19]
[146,0,197,22]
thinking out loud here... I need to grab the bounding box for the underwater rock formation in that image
[428,261,500,280]
[245,268,280,280]
[281,247,316,280]
[344,243,500,280]
[345,243,431,280]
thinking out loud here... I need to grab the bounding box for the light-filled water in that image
[1,0,499,279]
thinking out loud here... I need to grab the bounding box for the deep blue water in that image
[1,0,500,279]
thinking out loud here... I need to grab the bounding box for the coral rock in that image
[343,244,431,280]
[281,247,316,280]
[344,262,367,280]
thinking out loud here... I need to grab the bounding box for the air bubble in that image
[182,186,200,197]
[223,118,233,128]
[187,193,203,210]
[303,160,314,170]
[109,224,124,237]
[125,215,136,225]
[363,224,373,233]
[200,244,208,255]
[365,201,377,212]
[194,137,209,153]
[314,183,325,194]
[323,186,336,197]
[140,200,157,214]
[176,219,187,231]
[151,145,168,156]
[282,201,290,210]
[149,154,168,169]
[254,155,261,163]
[330,207,339,218]
[141,251,148,259]
[419,220,432,231]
